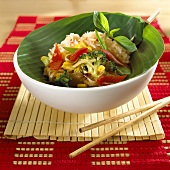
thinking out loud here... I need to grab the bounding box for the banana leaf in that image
[17,12,164,83]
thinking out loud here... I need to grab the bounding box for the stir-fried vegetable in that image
[97,75,127,86]
[54,70,72,87]
[101,49,126,66]
[78,50,107,78]
[105,60,117,72]
[69,48,88,61]
[49,44,63,70]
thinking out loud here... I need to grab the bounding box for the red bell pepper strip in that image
[50,44,63,70]
[69,48,88,61]
[101,49,127,67]
[97,75,127,86]
[49,60,63,70]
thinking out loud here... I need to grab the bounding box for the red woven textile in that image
[0,16,170,169]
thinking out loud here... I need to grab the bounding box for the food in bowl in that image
[40,12,138,88]
[15,11,164,113]
[41,32,131,87]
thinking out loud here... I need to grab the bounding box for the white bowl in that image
[14,50,157,114]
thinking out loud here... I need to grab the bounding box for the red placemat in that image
[0,16,170,169]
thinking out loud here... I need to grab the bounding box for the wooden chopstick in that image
[146,8,161,24]
[79,96,169,133]
[69,96,170,158]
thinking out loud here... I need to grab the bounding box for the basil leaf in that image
[109,28,120,38]
[114,36,137,52]
[93,11,110,35]
[116,66,131,75]
[107,14,145,45]
[63,47,78,53]
[95,29,107,50]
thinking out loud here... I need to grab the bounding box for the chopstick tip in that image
[79,128,83,133]
[69,154,73,159]
[147,8,161,24]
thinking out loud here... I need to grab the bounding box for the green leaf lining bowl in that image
[14,12,164,113]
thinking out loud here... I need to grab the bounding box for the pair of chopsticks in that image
[69,96,170,158]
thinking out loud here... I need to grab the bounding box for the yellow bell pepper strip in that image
[97,75,127,86]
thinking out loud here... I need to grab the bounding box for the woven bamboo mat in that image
[4,84,165,141]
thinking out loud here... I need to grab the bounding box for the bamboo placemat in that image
[4,84,165,141]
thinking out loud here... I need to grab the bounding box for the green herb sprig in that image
[93,11,137,52]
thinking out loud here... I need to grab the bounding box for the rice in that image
[54,31,130,64]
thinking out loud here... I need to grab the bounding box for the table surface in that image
[0,0,170,46]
